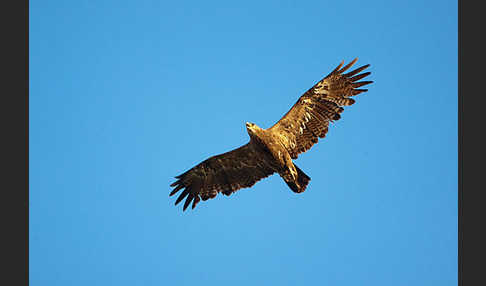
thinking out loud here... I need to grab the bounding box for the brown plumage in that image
[170,58,372,211]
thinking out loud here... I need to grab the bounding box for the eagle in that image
[170,58,372,211]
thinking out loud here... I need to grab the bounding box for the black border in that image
[459,1,484,285]
[2,1,28,285]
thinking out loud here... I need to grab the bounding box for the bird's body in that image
[245,122,309,194]
[170,59,373,211]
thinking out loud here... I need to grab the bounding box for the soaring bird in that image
[170,58,372,211]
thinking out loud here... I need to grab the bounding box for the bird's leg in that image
[283,153,298,181]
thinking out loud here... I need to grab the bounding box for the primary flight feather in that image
[170,58,373,211]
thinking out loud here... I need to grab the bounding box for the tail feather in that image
[285,164,311,193]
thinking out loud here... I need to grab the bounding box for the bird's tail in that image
[285,164,311,193]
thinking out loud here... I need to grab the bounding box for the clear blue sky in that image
[30,1,457,285]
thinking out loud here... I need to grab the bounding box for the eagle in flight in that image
[170,58,372,211]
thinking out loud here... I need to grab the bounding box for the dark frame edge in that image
[26,0,30,284]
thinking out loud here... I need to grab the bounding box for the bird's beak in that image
[245,122,250,127]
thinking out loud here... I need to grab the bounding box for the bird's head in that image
[245,122,260,136]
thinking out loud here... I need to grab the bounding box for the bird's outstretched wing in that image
[169,143,277,211]
[269,58,372,159]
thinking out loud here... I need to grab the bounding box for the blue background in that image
[30,1,457,285]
